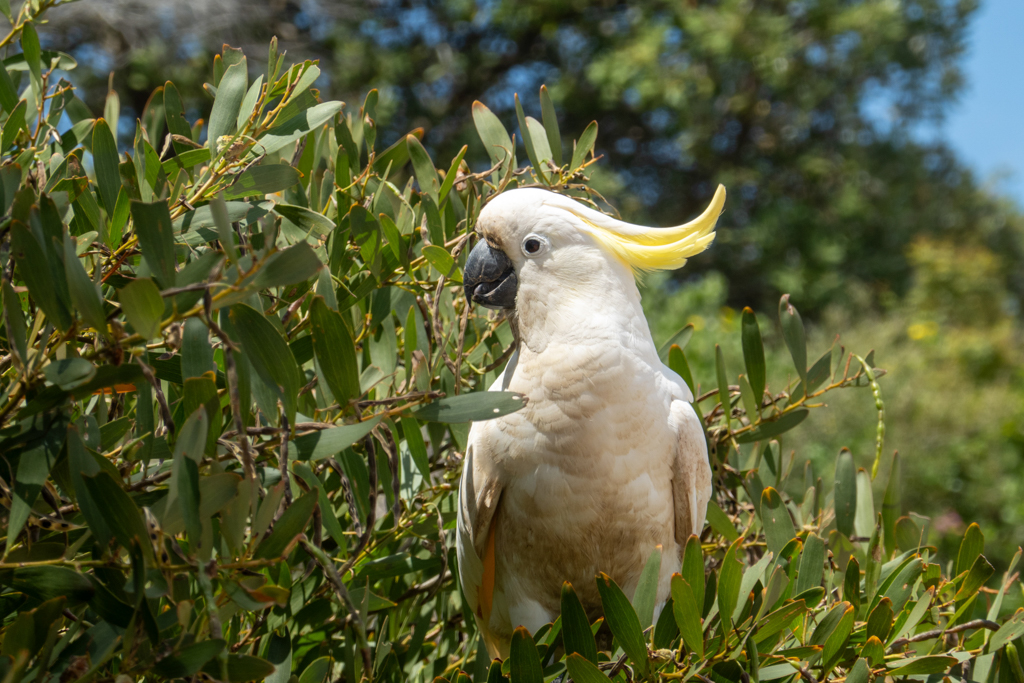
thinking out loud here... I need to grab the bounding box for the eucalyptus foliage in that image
[0,5,1021,682]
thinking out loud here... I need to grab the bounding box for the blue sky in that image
[944,0,1024,206]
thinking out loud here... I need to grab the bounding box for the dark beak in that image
[463,240,517,309]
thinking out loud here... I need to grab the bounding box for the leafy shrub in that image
[0,5,1022,682]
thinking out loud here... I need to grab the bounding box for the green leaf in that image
[570,121,598,171]
[717,538,744,632]
[237,74,263,130]
[760,487,796,557]
[561,582,598,664]
[854,469,875,540]
[990,609,1024,652]
[821,603,854,669]
[62,233,107,335]
[881,558,924,611]
[183,376,220,455]
[658,324,695,361]
[778,294,807,383]
[372,127,420,177]
[741,307,766,403]
[438,144,468,204]
[224,163,302,199]
[10,222,72,331]
[409,392,527,423]
[810,601,849,646]
[1,279,27,367]
[20,21,42,92]
[44,358,96,390]
[596,573,649,676]
[862,636,886,667]
[131,200,178,288]
[751,600,807,644]
[161,147,211,174]
[795,533,825,596]
[290,417,381,462]
[868,593,892,643]
[472,100,515,180]
[406,134,440,202]
[2,50,76,74]
[739,375,759,425]
[735,409,809,443]
[253,490,317,559]
[174,200,267,234]
[3,566,94,604]
[539,85,563,166]
[208,193,240,264]
[844,557,861,610]
[257,101,344,155]
[834,448,857,537]
[515,94,550,183]
[118,277,164,340]
[228,303,302,424]
[845,659,870,683]
[0,62,18,114]
[252,242,323,290]
[309,297,361,408]
[82,471,154,561]
[887,656,958,676]
[955,554,995,602]
[681,535,705,610]
[422,245,461,283]
[0,98,26,151]
[202,654,277,682]
[298,657,331,683]
[671,574,704,658]
[153,640,226,678]
[956,522,984,577]
[565,653,611,683]
[273,202,336,237]
[626,553,658,639]
[882,452,901,558]
[208,57,248,150]
[92,118,121,214]
[509,626,543,683]
[705,500,740,542]
[716,344,730,430]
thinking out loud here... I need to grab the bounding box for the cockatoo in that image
[457,185,725,659]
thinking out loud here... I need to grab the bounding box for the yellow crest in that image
[551,184,726,273]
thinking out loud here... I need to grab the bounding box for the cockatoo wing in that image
[457,353,517,657]
[663,364,713,543]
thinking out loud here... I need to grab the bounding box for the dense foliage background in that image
[0,1,1023,681]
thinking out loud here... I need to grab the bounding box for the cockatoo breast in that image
[477,262,682,626]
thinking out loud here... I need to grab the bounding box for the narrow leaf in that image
[309,296,361,407]
[561,582,598,664]
[834,448,857,537]
[597,572,649,676]
[92,118,121,214]
[131,200,178,288]
[208,57,248,150]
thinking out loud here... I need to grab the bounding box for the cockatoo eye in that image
[521,234,547,257]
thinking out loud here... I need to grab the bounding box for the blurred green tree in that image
[28,0,1024,315]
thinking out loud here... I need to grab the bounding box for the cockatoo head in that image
[463,186,726,311]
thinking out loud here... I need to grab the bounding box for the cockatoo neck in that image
[513,251,657,360]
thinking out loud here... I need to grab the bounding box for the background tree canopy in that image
[40,0,1023,314]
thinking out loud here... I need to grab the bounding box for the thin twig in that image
[888,619,1000,651]
[279,408,293,507]
[326,457,363,538]
[136,356,174,435]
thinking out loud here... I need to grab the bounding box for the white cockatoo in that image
[457,185,726,659]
